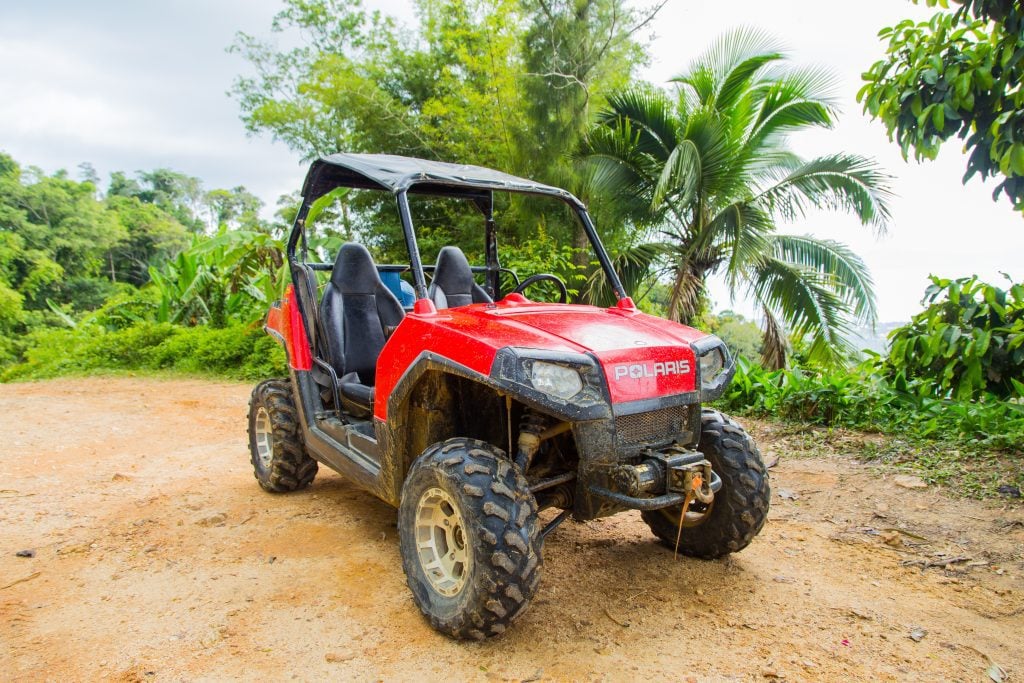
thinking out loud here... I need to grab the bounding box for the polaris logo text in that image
[613,360,691,381]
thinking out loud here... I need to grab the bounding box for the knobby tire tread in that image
[247,378,317,493]
[642,409,770,559]
[399,438,542,640]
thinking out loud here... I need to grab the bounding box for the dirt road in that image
[1,377,1021,681]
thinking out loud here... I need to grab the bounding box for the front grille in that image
[615,405,690,448]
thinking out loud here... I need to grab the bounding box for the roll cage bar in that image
[285,154,630,359]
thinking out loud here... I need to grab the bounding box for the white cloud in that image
[0,35,242,158]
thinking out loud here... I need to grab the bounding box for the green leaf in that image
[45,299,77,329]
[1010,144,1024,176]
[306,186,350,227]
[932,103,945,132]
[911,93,924,117]
[918,104,934,129]
[975,329,991,356]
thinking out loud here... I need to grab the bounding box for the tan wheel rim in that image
[414,487,471,597]
[665,499,714,528]
[254,406,273,468]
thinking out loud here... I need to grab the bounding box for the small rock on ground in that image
[195,513,228,527]
[325,651,356,663]
[997,484,1021,498]
[894,475,928,490]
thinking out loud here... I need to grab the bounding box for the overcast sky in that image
[2,0,1022,322]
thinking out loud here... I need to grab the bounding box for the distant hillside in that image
[851,322,905,355]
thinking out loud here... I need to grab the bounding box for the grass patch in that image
[857,439,1023,500]
[748,417,1023,499]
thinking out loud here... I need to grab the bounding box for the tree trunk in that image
[760,306,788,370]
[667,260,707,324]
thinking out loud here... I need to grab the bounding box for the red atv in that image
[248,154,769,640]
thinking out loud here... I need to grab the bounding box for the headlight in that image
[530,361,583,399]
[699,347,725,386]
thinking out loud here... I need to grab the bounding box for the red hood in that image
[453,300,707,403]
[374,298,713,420]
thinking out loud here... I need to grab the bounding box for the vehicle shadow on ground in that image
[268,471,767,650]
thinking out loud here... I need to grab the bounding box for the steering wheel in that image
[512,273,568,304]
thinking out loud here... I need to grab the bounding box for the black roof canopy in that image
[301,153,582,207]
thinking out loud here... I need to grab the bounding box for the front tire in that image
[642,409,769,558]
[247,378,318,492]
[398,438,542,640]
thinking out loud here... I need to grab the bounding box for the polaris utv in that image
[247,153,770,640]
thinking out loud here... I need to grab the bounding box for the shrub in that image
[2,320,286,381]
[500,233,585,300]
[90,287,163,330]
[720,357,1024,451]
[887,275,1024,400]
[147,324,286,377]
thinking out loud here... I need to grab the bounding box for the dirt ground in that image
[1,377,1021,682]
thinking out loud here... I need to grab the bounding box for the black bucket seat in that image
[427,246,493,309]
[318,243,405,418]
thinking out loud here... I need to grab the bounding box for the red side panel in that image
[266,285,312,371]
[372,297,713,421]
[372,310,504,421]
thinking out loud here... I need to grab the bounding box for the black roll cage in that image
[284,154,629,367]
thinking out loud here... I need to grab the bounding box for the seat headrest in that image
[432,246,475,294]
[331,243,382,294]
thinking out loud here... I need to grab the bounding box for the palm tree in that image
[579,28,894,367]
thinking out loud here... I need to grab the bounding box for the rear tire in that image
[398,438,542,640]
[642,409,769,558]
[247,378,317,493]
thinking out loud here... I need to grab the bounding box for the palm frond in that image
[673,27,786,114]
[585,242,670,307]
[666,259,708,323]
[715,52,784,111]
[574,153,654,227]
[674,66,717,109]
[680,26,787,87]
[755,64,840,109]
[755,154,894,232]
[652,140,701,209]
[682,111,739,203]
[770,234,877,324]
[598,89,679,159]
[746,69,839,154]
[744,150,805,185]
[751,256,853,365]
[751,99,834,145]
[704,201,774,292]
[578,124,644,184]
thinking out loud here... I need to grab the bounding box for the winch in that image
[609,447,716,504]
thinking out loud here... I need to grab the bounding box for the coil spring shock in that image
[514,410,548,472]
